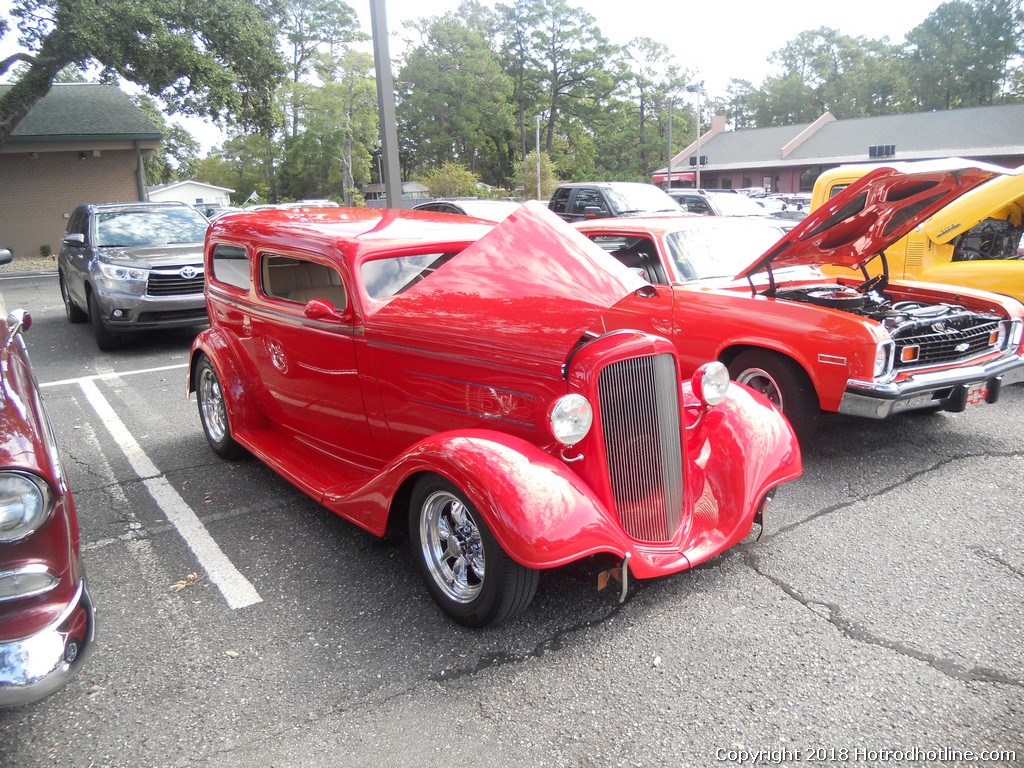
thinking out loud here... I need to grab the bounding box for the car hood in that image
[738,159,1012,278]
[918,164,1024,244]
[97,242,204,268]
[371,201,649,370]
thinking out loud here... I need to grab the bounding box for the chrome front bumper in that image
[0,579,95,707]
[839,354,1024,419]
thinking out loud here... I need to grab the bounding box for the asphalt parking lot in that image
[0,271,1021,768]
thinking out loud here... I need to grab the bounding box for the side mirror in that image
[62,233,85,246]
[303,298,349,323]
[583,206,608,219]
[0,249,11,266]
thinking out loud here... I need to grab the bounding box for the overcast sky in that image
[2,0,947,150]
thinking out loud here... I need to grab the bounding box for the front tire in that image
[409,476,538,627]
[88,292,122,350]
[196,355,245,459]
[59,272,87,323]
[729,349,819,443]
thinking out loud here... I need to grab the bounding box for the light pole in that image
[686,80,703,190]
[666,98,673,190]
[535,114,542,200]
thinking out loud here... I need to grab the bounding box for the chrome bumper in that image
[0,579,95,707]
[839,354,1024,419]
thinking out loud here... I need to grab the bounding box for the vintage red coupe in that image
[0,255,94,705]
[577,160,1024,441]
[189,205,801,626]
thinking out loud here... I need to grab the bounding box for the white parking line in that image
[68,374,262,610]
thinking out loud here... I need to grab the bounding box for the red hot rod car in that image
[189,204,801,626]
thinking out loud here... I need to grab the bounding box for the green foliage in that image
[135,94,200,184]
[1,0,286,146]
[418,161,481,198]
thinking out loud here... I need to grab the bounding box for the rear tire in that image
[196,355,245,460]
[409,476,538,627]
[88,292,122,351]
[729,349,819,443]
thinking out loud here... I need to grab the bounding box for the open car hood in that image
[372,202,648,366]
[738,159,1013,279]
[918,164,1024,244]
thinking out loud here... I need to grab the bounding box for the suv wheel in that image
[59,272,87,323]
[88,292,122,351]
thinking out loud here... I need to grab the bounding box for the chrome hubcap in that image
[198,366,228,443]
[736,367,783,410]
[420,490,485,603]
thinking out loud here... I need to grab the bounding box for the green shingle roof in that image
[1,83,161,140]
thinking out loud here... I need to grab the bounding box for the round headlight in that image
[693,361,730,407]
[549,394,593,447]
[0,472,52,543]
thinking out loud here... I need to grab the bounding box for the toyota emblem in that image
[180,266,198,280]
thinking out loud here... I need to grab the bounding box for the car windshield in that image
[603,184,678,215]
[664,222,788,280]
[362,252,457,299]
[95,208,210,247]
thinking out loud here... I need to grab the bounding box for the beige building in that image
[0,83,161,262]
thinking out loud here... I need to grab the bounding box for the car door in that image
[60,207,91,308]
[250,250,379,463]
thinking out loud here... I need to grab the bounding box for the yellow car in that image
[811,161,1024,302]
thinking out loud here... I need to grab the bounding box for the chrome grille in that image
[598,353,684,542]
[147,266,205,297]
[893,318,1000,368]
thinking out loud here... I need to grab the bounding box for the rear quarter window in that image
[211,244,251,291]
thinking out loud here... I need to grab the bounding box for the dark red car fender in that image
[320,430,636,571]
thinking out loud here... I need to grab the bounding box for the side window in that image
[211,244,251,291]
[549,187,571,213]
[573,189,607,215]
[260,254,347,309]
[66,210,88,238]
[685,198,712,215]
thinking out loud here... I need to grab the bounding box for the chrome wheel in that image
[419,490,485,604]
[735,366,783,409]
[198,364,228,444]
[196,356,243,459]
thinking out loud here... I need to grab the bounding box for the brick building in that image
[0,83,161,261]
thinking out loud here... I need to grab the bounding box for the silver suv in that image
[58,202,209,350]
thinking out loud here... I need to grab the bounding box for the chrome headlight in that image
[96,260,149,285]
[0,472,53,543]
[692,361,730,407]
[874,341,895,378]
[549,394,593,447]
[1007,319,1023,350]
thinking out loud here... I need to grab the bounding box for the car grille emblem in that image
[954,342,970,353]
[180,266,198,280]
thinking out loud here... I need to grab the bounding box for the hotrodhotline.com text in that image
[714,746,1017,764]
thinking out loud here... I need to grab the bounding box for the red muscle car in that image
[577,159,1024,442]
[0,259,94,705]
[188,205,801,627]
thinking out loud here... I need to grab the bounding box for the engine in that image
[775,284,1005,369]
[951,217,1024,261]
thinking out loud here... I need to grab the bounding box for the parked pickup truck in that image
[811,162,1024,304]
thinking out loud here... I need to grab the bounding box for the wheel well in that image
[384,472,423,540]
